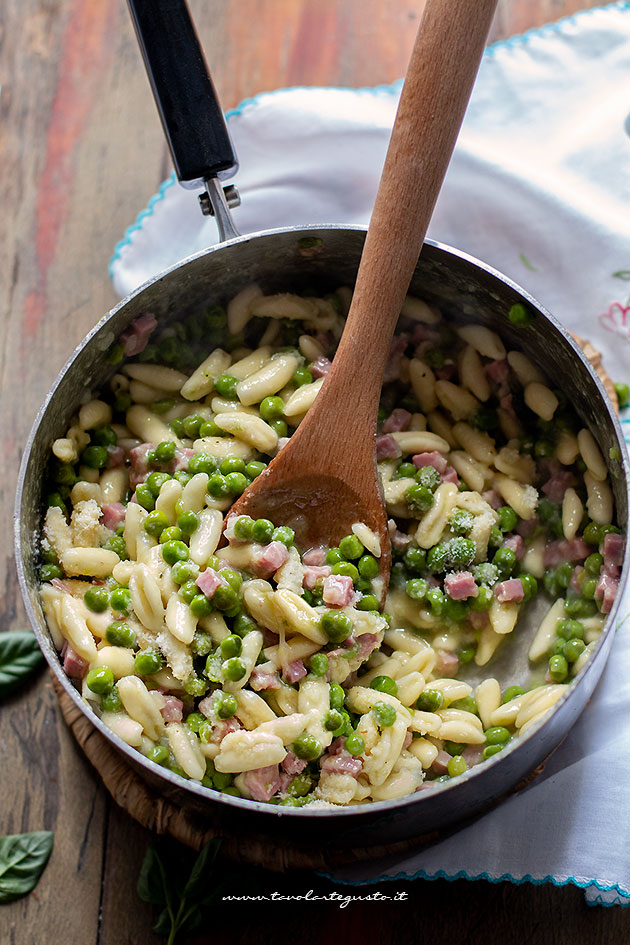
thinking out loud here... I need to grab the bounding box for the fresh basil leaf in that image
[0,631,44,699]
[137,847,169,907]
[152,907,172,935]
[0,831,54,903]
[182,838,222,901]
[179,905,202,936]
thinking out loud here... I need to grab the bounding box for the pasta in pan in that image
[37,283,624,806]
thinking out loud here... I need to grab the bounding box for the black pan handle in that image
[127,0,238,187]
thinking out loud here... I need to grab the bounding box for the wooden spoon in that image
[228,0,498,591]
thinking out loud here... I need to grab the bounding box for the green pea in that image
[245,461,266,479]
[416,465,441,492]
[323,709,344,732]
[175,510,198,536]
[581,577,597,600]
[150,396,175,415]
[271,525,295,547]
[190,630,212,657]
[207,473,230,498]
[344,733,365,757]
[40,563,62,582]
[508,302,534,326]
[320,611,353,644]
[105,535,129,560]
[252,519,274,543]
[143,510,169,538]
[230,516,253,541]
[215,692,238,720]
[220,635,243,660]
[51,462,76,487]
[146,471,172,498]
[329,682,345,710]
[497,506,518,532]
[488,526,504,549]
[550,638,566,656]
[110,587,132,613]
[292,733,322,760]
[105,621,136,649]
[501,685,525,704]
[189,594,212,617]
[426,587,445,615]
[92,424,117,447]
[223,472,248,496]
[214,374,239,398]
[293,368,313,387]
[470,585,493,612]
[470,407,499,432]
[416,689,443,712]
[371,702,397,728]
[370,675,398,697]
[187,455,216,480]
[564,597,598,618]
[395,461,417,479]
[535,439,554,458]
[353,555,378,582]
[155,437,177,462]
[548,654,569,682]
[406,483,434,513]
[584,552,604,576]
[447,755,467,778]
[405,578,428,602]
[213,585,239,612]
[101,686,122,713]
[444,741,466,756]
[519,573,538,601]
[142,744,169,766]
[135,483,155,511]
[614,381,630,408]
[339,535,364,560]
[181,414,203,438]
[171,560,199,585]
[357,594,379,612]
[287,773,313,798]
[557,618,584,640]
[200,421,224,438]
[184,675,209,697]
[449,509,474,535]
[84,586,110,613]
[426,544,448,574]
[160,526,182,544]
[168,417,185,438]
[308,653,329,677]
[134,649,164,675]
[493,546,516,577]
[161,540,189,565]
[81,445,109,469]
[86,666,114,694]
[483,744,504,760]
[484,726,510,745]
[555,562,574,589]
[233,612,257,637]
[325,548,344,565]
[259,395,285,421]
[216,457,244,477]
[583,521,604,546]
[332,561,359,583]
[563,637,586,663]
[458,645,475,665]
[114,390,132,413]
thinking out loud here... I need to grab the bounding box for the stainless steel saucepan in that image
[14,0,629,853]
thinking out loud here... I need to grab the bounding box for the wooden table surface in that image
[2,1,627,942]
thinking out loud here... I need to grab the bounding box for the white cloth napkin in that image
[111,1,630,904]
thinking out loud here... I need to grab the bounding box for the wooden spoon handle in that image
[314,0,498,450]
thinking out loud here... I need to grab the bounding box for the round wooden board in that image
[52,337,618,871]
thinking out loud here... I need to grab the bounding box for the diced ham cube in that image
[195,567,224,598]
[503,534,524,560]
[494,578,525,603]
[543,538,591,567]
[499,393,516,417]
[388,521,413,552]
[403,731,413,750]
[303,547,327,566]
[322,574,355,608]
[63,646,88,679]
[161,695,184,723]
[412,451,448,475]
[252,541,290,578]
[120,313,157,357]
[441,465,460,485]
[469,610,489,630]
[541,468,577,504]
[382,408,411,434]
[303,565,332,589]
[244,764,284,802]
[249,667,281,691]
[462,744,484,767]
[430,749,452,775]
[282,660,307,684]
[444,571,478,600]
[596,565,621,614]
[107,445,125,468]
[356,633,379,662]
[435,649,459,677]
[383,334,409,383]
[570,565,585,592]
[101,502,126,531]
[516,516,539,539]
[310,356,332,379]
[412,324,441,345]
[170,447,195,473]
[482,489,502,510]
[321,752,363,777]
[435,364,456,381]
[484,358,510,386]
[281,751,308,777]
[376,434,401,461]
[129,443,154,487]
[604,532,624,569]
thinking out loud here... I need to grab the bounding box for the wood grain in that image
[0,1,619,943]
